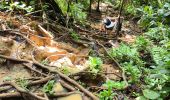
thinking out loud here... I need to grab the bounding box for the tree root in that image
[0,82,46,100]
[0,54,99,100]
[0,91,81,98]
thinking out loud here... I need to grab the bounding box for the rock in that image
[57,93,83,100]
[53,82,65,93]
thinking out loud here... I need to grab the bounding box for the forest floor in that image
[0,3,142,100]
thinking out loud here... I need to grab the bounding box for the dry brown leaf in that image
[29,34,52,46]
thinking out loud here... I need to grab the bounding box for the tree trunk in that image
[96,0,100,12]
[89,0,92,12]
[46,0,66,26]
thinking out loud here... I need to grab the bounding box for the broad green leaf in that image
[136,96,147,100]
[143,89,160,99]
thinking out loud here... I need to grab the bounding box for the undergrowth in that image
[99,0,170,99]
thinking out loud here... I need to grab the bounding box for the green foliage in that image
[150,46,168,65]
[70,3,87,23]
[122,62,141,83]
[142,89,160,99]
[16,78,29,90]
[0,1,34,12]
[99,80,126,100]
[88,56,103,74]
[145,24,170,43]
[136,2,170,30]
[103,80,126,90]
[122,1,170,98]
[133,36,151,51]
[54,0,67,14]
[109,43,144,66]
[54,0,87,23]
[60,67,70,75]
[70,31,80,41]
[125,4,137,15]
[3,76,12,81]
[41,59,50,65]
[43,80,55,95]
[100,81,116,100]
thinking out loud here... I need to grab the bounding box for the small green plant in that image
[41,59,50,65]
[70,3,87,23]
[150,46,168,65]
[3,76,12,81]
[133,36,151,51]
[145,24,170,44]
[43,80,56,95]
[122,62,141,83]
[16,78,29,90]
[70,31,80,41]
[99,80,126,100]
[61,67,70,75]
[109,43,144,66]
[142,89,160,99]
[88,56,103,74]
